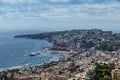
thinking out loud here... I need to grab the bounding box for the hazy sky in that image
[0,0,120,31]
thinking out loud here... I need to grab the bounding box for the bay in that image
[0,31,62,68]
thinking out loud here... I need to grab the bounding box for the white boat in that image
[28,51,42,56]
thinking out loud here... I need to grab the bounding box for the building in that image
[116,62,120,69]
[111,69,120,80]
[14,75,28,80]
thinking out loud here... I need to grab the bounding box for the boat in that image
[28,52,41,56]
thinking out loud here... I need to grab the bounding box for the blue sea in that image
[0,31,62,68]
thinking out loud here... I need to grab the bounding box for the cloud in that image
[49,0,69,3]
[71,2,120,16]
[0,0,38,4]
[69,0,120,4]
[0,0,120,20]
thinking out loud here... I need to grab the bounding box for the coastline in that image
[0,65,24,72]
[0,32,54,69]
[0,49,67,72]
[1,29,120,80]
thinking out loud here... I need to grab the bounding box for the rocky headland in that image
[15,29,120,52]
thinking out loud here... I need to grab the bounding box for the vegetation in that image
[87,62,112,80]
[0,69,19,80]
[42,61,58,69]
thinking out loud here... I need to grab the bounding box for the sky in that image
[0,0,120,31]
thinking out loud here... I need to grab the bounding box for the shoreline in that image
[0,65,24,72]
[0,49,68,72]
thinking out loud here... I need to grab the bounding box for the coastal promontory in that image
[15,29,120,51]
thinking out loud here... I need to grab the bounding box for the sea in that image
[0,31,62,68]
